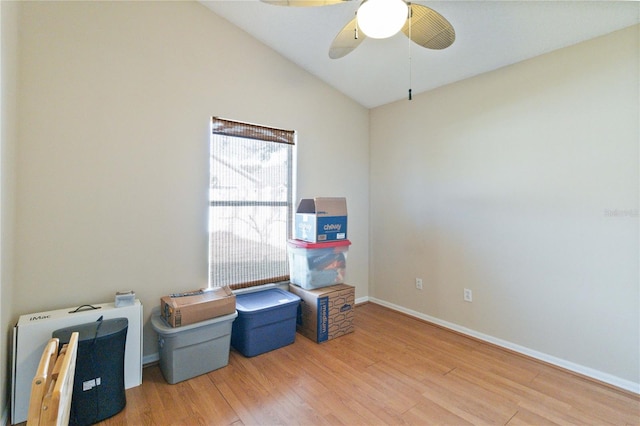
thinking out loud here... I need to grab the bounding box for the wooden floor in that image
[98,303,639,425]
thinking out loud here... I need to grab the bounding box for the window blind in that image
[209,117,295,290]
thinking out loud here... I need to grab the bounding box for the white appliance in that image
[11,300,143,425]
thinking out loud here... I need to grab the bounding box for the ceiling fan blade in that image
[261,0,351,6]
[401,3,455,50]
[329,17,366,59]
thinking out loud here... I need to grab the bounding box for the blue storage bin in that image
[231,288,301,357]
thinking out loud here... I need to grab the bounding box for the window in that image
[209,117,295,290]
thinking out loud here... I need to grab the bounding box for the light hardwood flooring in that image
[98,302,639,425]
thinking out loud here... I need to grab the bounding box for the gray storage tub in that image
[150,306,237,384]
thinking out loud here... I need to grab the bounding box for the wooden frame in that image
[27,332,79,426]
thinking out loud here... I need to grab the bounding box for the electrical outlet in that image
[463,288,473,302]
[415,278,423,290]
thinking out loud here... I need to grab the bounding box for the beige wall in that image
[1,0,19,422]
[12,0,369,370]
[370,25,639,388]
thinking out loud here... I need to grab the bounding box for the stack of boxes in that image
[288,197,355,343]
[151,197,356,385]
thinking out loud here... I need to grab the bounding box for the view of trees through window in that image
[209,119,294,289]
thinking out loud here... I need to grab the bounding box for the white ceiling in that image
[201,1,640,108]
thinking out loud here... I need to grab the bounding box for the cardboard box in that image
[288,283,354,343]
[161,286,236,327]
[294,197,347,243]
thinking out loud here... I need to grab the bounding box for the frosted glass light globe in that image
[357,0,408,39]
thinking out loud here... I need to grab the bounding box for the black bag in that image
[53,315,128,426]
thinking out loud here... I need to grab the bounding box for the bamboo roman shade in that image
[209,117,295,290]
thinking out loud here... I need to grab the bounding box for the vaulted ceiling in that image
[202,1,640,108]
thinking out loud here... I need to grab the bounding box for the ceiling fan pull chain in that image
[354,11,359,39]
[408,3,412,101]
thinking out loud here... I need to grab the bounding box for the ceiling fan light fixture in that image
[357,0,408,39]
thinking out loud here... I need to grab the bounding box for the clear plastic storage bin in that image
[287,239,351,289]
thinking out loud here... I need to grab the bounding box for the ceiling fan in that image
[261,0,456,59]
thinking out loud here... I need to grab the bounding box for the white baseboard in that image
[143,353,160,366]
[368,297,640,395]
[355,296,369,305]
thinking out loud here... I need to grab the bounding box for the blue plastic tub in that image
[231,288,301,357]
